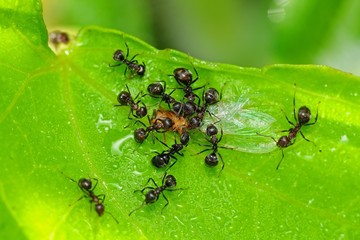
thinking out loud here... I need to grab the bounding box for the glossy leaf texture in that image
[1,1,360,239]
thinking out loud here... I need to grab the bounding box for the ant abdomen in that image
[205,153,218,167]
[298,106,311,125]
[147,83,164,96]
[151,153,170,168]
[117,91,132,105]
[113,50,125,62]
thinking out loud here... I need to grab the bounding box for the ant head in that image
[162,118,174,130]
[151,153,170,168]
[204,88,219,105]
[147,82,164,96]
[298,106,311,125]
[184,91,197,102]
[188,116,202,129]
[172,102,182,113]
[180,131,190,146]
[49,31,69,44]
[95,203,105,216]
[277,135,291,148]
[134,128,147,143]
[183,102,197,117]
[137,64,146,76]
[173,68,193,86]
[173,143,184,152]
[164,175,177,188]
[117,91,131,105]
[145,190,158,204]
[78,178,92,191]
[205,153,218,166]
[206,124,218,136]
[136,106,148,118]
[113,49,125,62]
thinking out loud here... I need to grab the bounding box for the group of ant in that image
[52,35,319,223]
[110,43,231,216]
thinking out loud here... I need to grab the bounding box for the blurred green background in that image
[43,0,360,75]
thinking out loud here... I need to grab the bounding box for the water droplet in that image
[96,114,113,133]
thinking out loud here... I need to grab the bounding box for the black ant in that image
[109,42,145,77]
[49,31,70,48]
[64,175,119,224]
[145,81,177,108]
[257,84,319,169]
[115,84,147,119]
[188,87,220,129]
[151,137,185,169]
[129,172,185,216]
[197,124,228,175]
[134,115,174,143]
[170,67,204,103]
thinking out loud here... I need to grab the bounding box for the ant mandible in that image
[129,172,185,216]
[109,42,145,77]
[63,175,119,224]
[257,83,319,169]
[115,84,148,119]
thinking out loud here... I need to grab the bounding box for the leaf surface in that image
[1,1,360,239]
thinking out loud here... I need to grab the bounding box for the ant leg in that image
[144,177,158,188]
[134,119,147,128]
[276,149,285,170]
[256,132,277,144]
[128,109,135,120]
[208,111,221,124]
[217,152,225,177]
[125,84,131,94]
[130,54,140,61]
[124,42,130,59]
[137,186,155,194]
[219,145,234,150]
[190,62,199,84]
[293,83,297,122]
[91,178,99,191]
[218,128,224,143]
[109,63,123,67]
[97,194,105,203]
[195,148,211,155]
[201,85,206,103]
[281,109,295,126]
[124,66,128,76]
[106,211,119,224]
[61,172,77,184]
[154,135,170,149]
[305,101,320,126]
[219,83,226,101]
[160,193,169,214]
[197,143,212,147]
[299,131,316,146]
[129,202,145,216]
[161,171,170,185]
[69,195,85,206]
[133,90,144,101]
[165,156,178,172]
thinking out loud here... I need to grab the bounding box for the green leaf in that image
[1,1,360,239]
